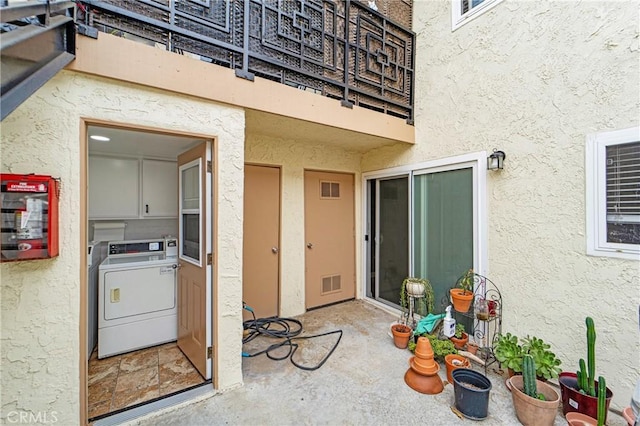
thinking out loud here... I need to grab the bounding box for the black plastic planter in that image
[452,368,492,420]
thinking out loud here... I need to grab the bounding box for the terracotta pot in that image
[391,324,412,349]
[450,332,468,350]
[450,288,473,313]
[444,354,470,383]
[565,412,598,426]
[559,372,613,423]
[466,342,479,355]
[507,375,560,426]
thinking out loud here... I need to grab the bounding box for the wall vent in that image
[321,275,341,294]
[320,181,340,199]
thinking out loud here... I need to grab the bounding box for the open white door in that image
[177,142,212,380]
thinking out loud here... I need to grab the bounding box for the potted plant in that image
[493,333,561,380]
[508,354,560,426]
[391,323,412,349]
[450,269,474,313]
[399,277,434,326]
[559,317,613,423]
[450,323,469,350]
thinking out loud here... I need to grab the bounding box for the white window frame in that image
[451,0,504,31]
[586,126,640,260]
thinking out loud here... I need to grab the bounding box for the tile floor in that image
[87,342,204,420]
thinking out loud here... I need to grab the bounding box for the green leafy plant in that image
[454,323,466,339]
[494,333,562,380]
[522,336,562,381]
[410,333,457,362]
[456,269,475,294]
[494,332,524,372]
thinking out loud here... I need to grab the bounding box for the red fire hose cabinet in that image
[1,174,60,262]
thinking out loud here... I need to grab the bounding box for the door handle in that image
[173,263,182,269]
[271,247,279,254]
[307,243,313,249]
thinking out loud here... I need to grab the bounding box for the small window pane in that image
[182,213,200,260]
[606,141,640,245]
[182,164,199,210]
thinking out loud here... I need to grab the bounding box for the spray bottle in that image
[443,305,456,338]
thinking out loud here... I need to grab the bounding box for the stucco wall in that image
[362,0,639,408]
[0,71,245,424]
[245,133,362,317]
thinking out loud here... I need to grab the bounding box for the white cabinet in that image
[89,156,140,219]
[89,156,177,220]
[142,159,178,218]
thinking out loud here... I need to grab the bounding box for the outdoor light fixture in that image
[487,149,506,170]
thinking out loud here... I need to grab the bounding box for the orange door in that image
[177,142,212,379]
[304,171,355,309]
[243,165,280,320]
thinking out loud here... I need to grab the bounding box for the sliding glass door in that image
[365,154,482,315]
[375,177,409,307]
[413,168,473,310]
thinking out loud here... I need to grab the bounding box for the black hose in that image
[242,311,342,371]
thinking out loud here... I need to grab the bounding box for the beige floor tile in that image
[115,366,158,393]
[88,375,117,406]
[88,399,111,419]
[158,345,185,365]
[159,370,204,396]
[110,385,160,411]
[119,348,159,373]
[88,360,119,387]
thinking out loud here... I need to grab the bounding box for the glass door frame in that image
[361,151,488,310]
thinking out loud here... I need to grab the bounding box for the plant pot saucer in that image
[565,412,597,426]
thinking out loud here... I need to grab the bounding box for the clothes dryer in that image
[98,239,177,358]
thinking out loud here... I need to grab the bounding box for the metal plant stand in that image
[446,272,502,374]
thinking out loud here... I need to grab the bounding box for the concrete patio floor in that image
[131,300,627,426]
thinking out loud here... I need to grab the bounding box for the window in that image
[586,126,640,259]
[452,0,504,31]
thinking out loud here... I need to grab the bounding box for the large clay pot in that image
[452,369,492,420]
[507,375,560,426]
[391,324,412,349]
[559,372,613,423]
[450,288,473,313]
[444,354,470,383]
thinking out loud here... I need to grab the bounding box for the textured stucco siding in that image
[363,0,639,408]
[245,133,362,317]
[0,71,245,423]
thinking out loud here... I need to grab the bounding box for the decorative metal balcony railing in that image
[76,0,415,122]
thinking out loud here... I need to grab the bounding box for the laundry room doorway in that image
[83,123,214,422]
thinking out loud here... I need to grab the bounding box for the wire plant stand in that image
[445,272,502,374]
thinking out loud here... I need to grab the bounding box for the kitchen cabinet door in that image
[89,156,140,219]
[142,159,178,218]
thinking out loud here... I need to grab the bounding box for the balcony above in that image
[75,0,415,124]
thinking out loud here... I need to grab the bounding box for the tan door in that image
[243,165,280,320]
[177,142,211,379]
[304,171,355,309]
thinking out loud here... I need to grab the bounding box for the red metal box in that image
[1,174,60,261]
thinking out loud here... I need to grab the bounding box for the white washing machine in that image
[98,239,178,358]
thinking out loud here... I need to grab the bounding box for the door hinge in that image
[207,346,212,359]
[207,160,212,173]
[207,253,212,265]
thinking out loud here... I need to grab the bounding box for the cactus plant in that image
[577,317,597,397]
[523,354,537,398]
[597,376,606,426]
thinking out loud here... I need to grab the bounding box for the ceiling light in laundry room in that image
[90,135,110,142]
